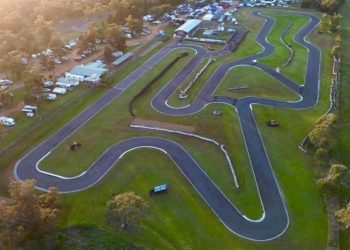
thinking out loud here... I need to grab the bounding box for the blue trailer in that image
[149,184,168,196]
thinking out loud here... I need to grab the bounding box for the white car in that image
[52,87,67,95]
[44,81,54,87]
[0,79,13,85]
[0,116,15,126]
[44,93,57,101]
[123,34,133,39]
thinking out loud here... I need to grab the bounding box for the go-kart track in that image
[14,11,321,241]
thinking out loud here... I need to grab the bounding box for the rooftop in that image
[175,19,202,34]
[112,52,134,66]
[69,63,107,78]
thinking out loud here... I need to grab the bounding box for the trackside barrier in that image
[181,58,214,94]
[298,57,340,153]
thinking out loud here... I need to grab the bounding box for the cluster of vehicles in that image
[239,0,290,8]
[74,48,95,62]
[121,26,152,39]
[178,2,227,18]
[43,79,80,98]
[31,49,69,65]
[0,77,82,127]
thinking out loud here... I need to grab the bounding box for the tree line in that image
[0,179,150,249]
[306,114,350,237]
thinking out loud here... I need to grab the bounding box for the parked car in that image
[44,81,54,87]
[0,116,15,126]
[22,105,38,116]
[52,87,67,95]
[0,79,13,85]
[42,88,51,93]
[43,93,57,101]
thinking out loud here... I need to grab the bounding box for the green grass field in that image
[0,43,168,194]
[259,12,309,85]
[37,10,331,249]
[166,57,210,107]
[0,8,335,250]
[214,65,299,100]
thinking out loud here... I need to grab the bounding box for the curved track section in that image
[15,11,320,241]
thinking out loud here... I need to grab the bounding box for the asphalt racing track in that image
[14,11,321,241]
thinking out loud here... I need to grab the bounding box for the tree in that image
[334,35,341,45]
[149,4,173,19]
[319,0,342,13]
[104,45,114,61]
[314,147,330,167]
[109,0,129,24]
[23,69,45,98]
[0,59,10,78]
[309,113,337,150]
[336,203,350,229]
[125,15,143,34]
[319,14,331,33]
[34,15,54,46]
[106,192,149,230]
[17,29,37,56]
[104,23,126,51]
[6,50,26,78]
[47,59,56,81]
[331,45,341,58]
[329,13,342,33]
[92,3,109,22]
[317,164,349,195]
[0,180,60,249]
[50,36,65,58]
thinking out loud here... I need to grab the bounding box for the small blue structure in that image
[149,184,168,196]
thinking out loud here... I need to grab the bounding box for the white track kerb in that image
[14,10,322,242]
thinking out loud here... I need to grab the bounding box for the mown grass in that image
[0,8,333,250]
[40,47,263,219]
[43,10,330,250]
[214,65,299,100]
[39,48,197,177]
[250,18,335,249]
[0,42,168,194]
[259,12,309,85]
[164,57,210,107]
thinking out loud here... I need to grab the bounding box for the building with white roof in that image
[65,60,108,82]
[175,19,202,36]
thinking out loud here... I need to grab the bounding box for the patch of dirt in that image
[132,118,195,133]
[127,23,164,46]
[0,101,23,117]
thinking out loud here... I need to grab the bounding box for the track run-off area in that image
[14,10,321,241]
